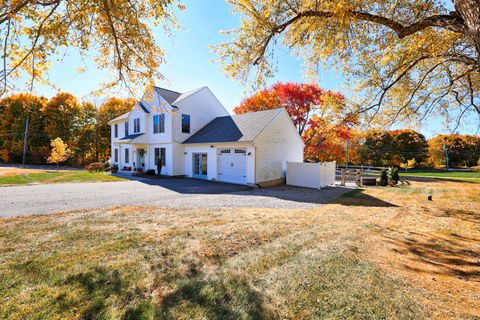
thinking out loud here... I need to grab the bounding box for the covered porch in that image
[114,133,150,174]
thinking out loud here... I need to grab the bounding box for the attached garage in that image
[182,108,304,186]
[217,148,247,184]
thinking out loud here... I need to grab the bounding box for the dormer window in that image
[182,114,190,133]
[134,118,140,133]
[125,122,129,136]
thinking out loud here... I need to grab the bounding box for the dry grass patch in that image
[0,179,478,319]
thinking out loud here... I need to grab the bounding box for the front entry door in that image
[137,148,145,170]
[192,153,208,179]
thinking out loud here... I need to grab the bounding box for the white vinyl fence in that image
[286,161,336,189]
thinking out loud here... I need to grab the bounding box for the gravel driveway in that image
[1,176,353,217]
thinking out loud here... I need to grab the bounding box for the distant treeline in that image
[0,93,478,168]
[0,93,133,166]
[340,129,480,168]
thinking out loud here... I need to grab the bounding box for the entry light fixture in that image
[184,152,187,155]
[248,152,252,156]
[210,145,214,148]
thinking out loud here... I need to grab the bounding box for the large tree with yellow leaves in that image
[0,0,184,97]
[215,0,480,127]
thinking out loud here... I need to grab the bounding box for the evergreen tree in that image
[379,169,388,187]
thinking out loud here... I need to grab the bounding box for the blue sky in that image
[16,0,476,138]
[28,0,343,107]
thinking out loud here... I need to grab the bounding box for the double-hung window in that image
[114,124,118,138]
[182,114,190,133]
[125,122,129,136]
[153,114,165,134]
[125,148,129,163]
[154,147,166,167]
[134,118,140,133]
[114,148,118,162]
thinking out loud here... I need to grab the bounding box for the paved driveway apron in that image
[1,177,352,217]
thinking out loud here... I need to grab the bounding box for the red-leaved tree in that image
[234,82,355,161]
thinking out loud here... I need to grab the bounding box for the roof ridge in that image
[153,86,181,94]
[231,108,283,117]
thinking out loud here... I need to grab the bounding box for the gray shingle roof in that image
[183,108,284,144]
[139,101,150,113]
[119,133,144,141]
[153,87,181,105]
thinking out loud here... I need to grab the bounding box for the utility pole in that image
[22,115,29,166]
[443,143,449,171]
[345,139,349,171]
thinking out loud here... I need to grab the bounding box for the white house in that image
[108,86,304,186]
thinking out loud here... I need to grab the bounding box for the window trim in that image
[154,147,166,167]
[114,124,118,138]
[153,114,165,134]
[133,118,140,133]
[159,114,165,133]
[125,122,129,136]
[181,114,190,133]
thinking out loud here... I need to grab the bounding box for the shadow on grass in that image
[63,266,271,319]
[380,227,480,282]
[435,208,480,224]
[333,189,398,207]
[157,275,272,319]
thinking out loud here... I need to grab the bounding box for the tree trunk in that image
[56,162,59,172]
[454,0,480,62]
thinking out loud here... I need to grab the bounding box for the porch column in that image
[118,144,122,170]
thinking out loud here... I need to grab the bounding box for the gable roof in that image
[153,87,181,105]
[108,112,129,124]
[171,87,205,105]
[183,108,284,144]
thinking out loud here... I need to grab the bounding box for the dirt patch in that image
[0,167,48,176]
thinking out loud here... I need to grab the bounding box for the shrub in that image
[390,167,400,184]
[379,169,388,186]
[86,162,105,173]
[0,149,9,163]
[145,169,155,176]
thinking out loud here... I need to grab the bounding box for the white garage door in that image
[218,148,247,184]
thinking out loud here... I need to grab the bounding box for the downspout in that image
[253,142,259,188]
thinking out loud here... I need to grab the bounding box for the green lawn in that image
[400,170,480,178]
[369,170,480,183]
[400,170,480,183]
[0,170,125,186]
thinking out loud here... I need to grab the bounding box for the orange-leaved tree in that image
[234,82,355,161]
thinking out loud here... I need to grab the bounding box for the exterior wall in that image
[172,142,185,175]
[147,143,173,175]
[172,87,229,143]
[253,110,304,183]
[183,142,255,185]
[143,93,174,144]
[128,107,146,136]
[145,110,173,144]
[116,144,132,169]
